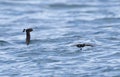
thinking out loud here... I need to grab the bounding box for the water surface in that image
[0,0,120,77]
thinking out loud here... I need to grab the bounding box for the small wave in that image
[97,52,120,59]
[48,3,93,9]
[93,17,120,24]
[30,39,42,45]
[0,40,11,46]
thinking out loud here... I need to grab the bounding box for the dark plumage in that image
[74,43,93,50]
[23,28,33,45]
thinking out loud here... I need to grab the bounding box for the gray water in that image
[0,0,120,77]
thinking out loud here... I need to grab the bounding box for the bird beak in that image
[23,29,26,32]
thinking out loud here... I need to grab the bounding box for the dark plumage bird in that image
[74,43,93,50]
[23,28,33,45]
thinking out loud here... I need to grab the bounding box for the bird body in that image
[23,28,33,45]
[74,43,93,50]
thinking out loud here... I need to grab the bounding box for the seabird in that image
[23,28,33,45]
[74,43,93,50]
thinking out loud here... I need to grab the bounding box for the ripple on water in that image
[0,40,11,46]
[48,3,96,9]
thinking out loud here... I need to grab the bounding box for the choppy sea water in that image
[0,0,120,77]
